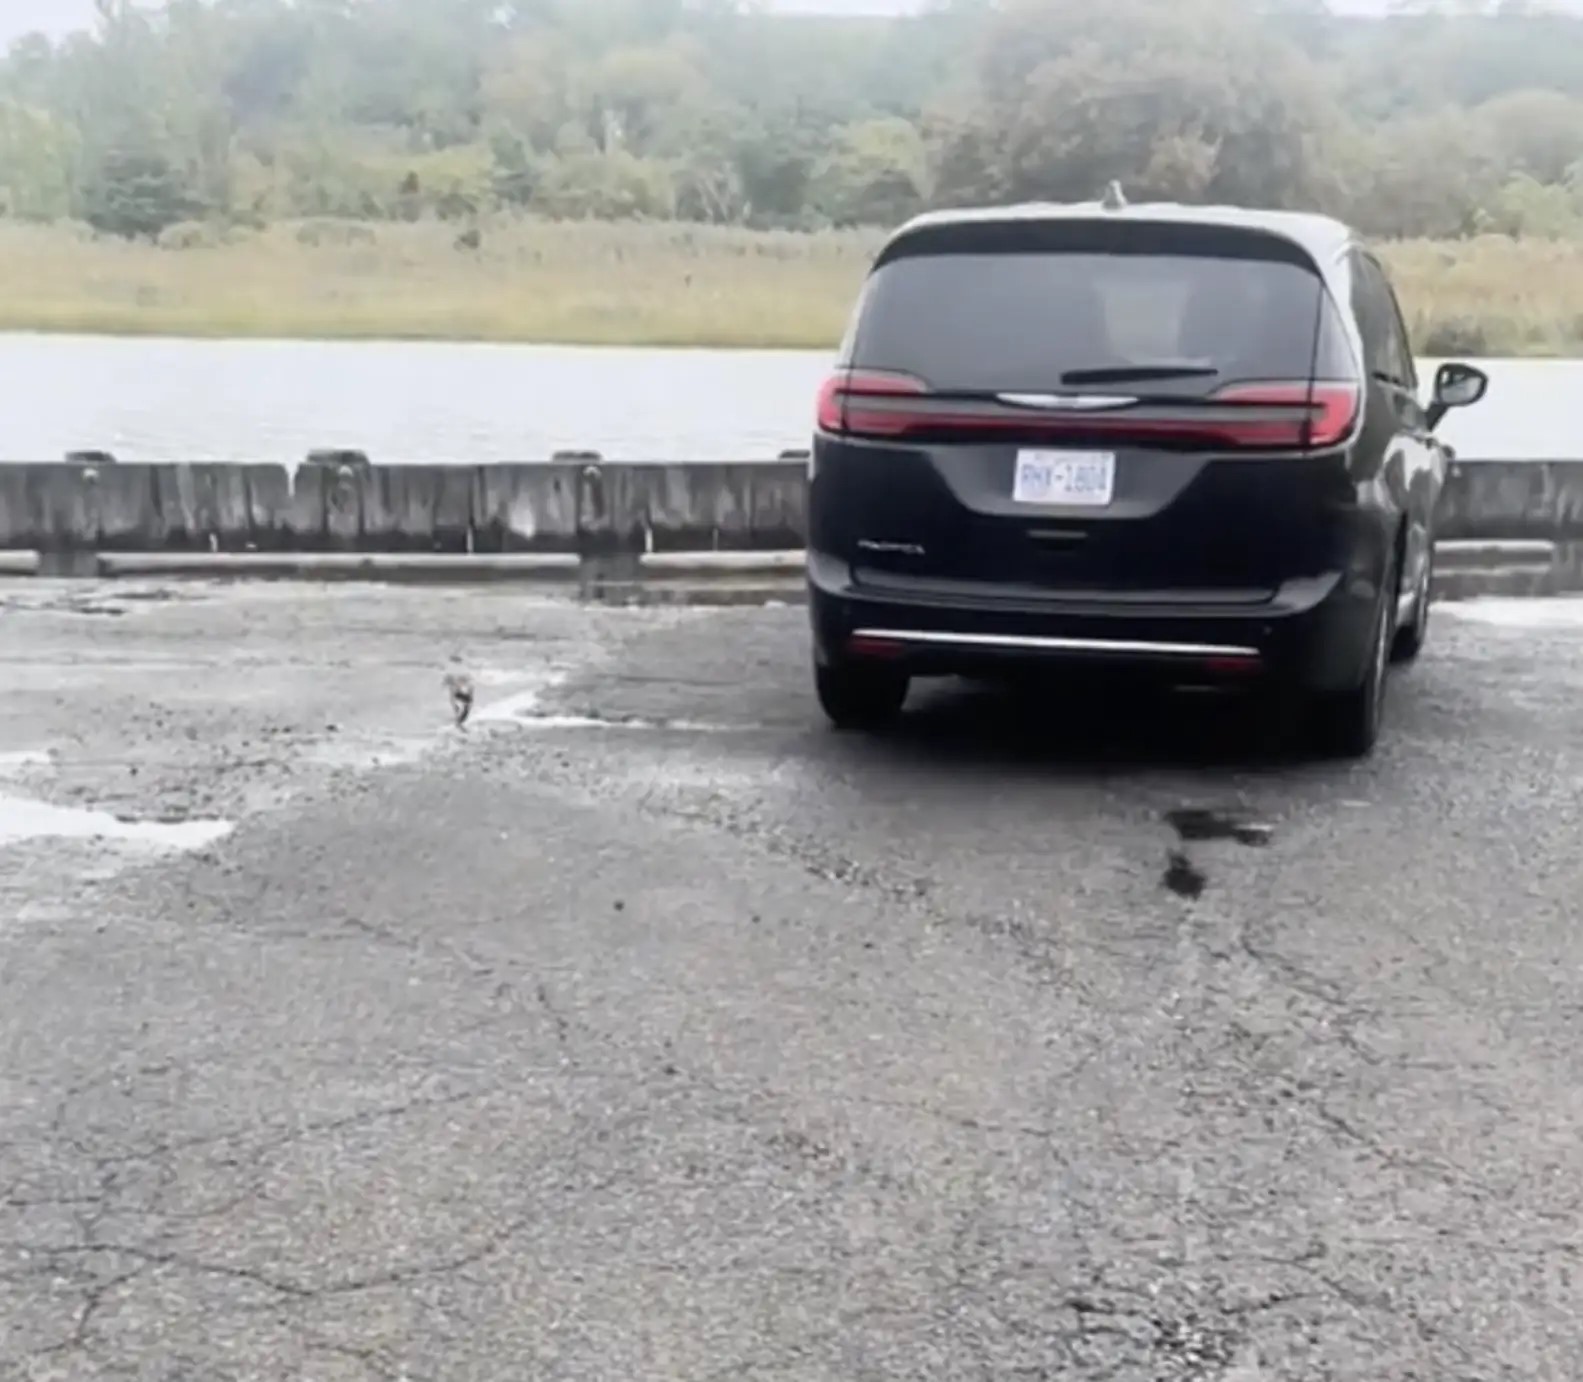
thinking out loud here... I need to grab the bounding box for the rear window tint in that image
[850,251,1356,393]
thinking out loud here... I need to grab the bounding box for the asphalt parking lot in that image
[2,580,1581,1381]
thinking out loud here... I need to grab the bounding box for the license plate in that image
[1013,450,1115,507]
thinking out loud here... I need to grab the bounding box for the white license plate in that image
[1013,450,1116,507]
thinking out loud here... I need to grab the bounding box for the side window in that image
[837,276,872,365]
[1350,252,1412,389]
[1379,274,1419,393]
[1348,252,1385,378]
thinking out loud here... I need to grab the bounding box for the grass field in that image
[0,217,1577,355]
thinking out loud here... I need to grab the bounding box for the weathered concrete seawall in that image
[1,456,1581,596]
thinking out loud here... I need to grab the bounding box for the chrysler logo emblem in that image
[997,393,1139,411]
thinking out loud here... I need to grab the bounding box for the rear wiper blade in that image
[1060,363,1221,385]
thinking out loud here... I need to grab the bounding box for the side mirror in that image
[1427,362,1488,431]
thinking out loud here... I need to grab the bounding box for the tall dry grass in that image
[0,217,1576,354]
[0,218,878,347]
[1382,236,1583,357]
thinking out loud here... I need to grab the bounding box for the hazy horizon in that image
[0,1,909,47]
[5,0,1583,48]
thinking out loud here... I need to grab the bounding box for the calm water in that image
[5,332,1578,465]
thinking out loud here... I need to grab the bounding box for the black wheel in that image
[815,662,908,731]
[1311,558,1397,760]
[1392,544,1433,664]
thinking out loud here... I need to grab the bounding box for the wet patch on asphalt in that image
[1163,850,1208,900]
[0,584,204,618]
[1167,808,1275,848]
[1162,808,1275,899]
[0,790,233,850]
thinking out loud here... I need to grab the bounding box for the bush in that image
[157,220,227,250]
[534,151,675,221]
[295,218,378,247]
[1419,316,1490,357]
[1487,174,1583,240]
[81,147,198,240]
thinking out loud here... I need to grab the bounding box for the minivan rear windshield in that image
[849,250,1356,394]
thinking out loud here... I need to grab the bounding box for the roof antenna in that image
[1101,180,1127,212]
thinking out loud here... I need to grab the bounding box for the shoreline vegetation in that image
[0,218,1578,356]
[3,1,1581,356]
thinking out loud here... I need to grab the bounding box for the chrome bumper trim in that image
[851,628,1261,659]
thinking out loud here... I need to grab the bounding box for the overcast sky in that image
[0,0,904,44]
[3,0,103,42]
[4,0,1581,47]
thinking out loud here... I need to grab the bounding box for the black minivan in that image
[807,200,1489,756]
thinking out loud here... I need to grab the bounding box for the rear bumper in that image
[808,551,1381,694]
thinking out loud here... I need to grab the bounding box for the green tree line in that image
[0,0,1580,242]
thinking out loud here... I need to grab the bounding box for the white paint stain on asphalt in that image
[472,681,563,726]
[503,712,741,733]
[474,689,739,735]
[1445,598,1583,630]
[303,733,436,772]
[0,793,233,851]
[0,749,53,775]
[469,669,745,734]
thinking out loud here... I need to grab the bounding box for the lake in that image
[6,333,1579,465]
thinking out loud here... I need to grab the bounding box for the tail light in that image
[1210,382,1361,449]
[817,369,928,435]
[816,371,1360,452]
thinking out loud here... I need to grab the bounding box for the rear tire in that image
[816,662,908,731]
[1311,558,1397,760]
[1392,545,1433,665]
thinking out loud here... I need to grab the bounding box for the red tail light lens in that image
[816,369,929,435]
[1209,381,1361,449]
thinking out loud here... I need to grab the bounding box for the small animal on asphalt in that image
[444,672,475,728]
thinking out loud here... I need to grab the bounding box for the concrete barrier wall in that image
[0,460,810,558]
[2,456,1580,576]
[1438,461,1583,541]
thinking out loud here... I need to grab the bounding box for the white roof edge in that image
[889,201,1353,254]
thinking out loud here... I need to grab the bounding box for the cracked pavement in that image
[2,580,1582,1379]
